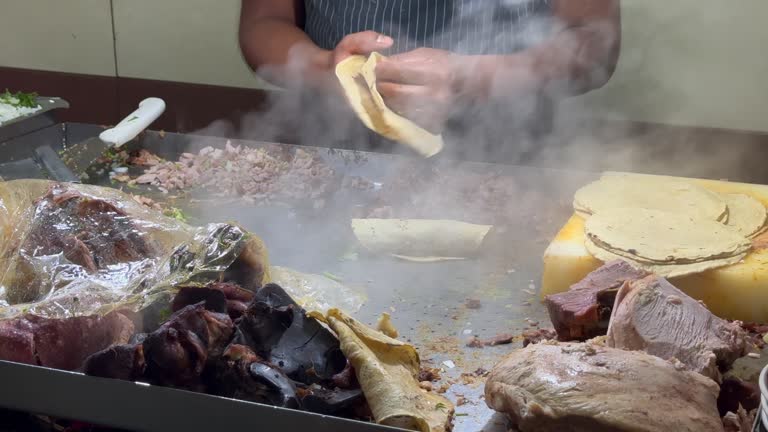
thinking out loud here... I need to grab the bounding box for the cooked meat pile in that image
[607,275,747,381]
[544,260,648,341]
[83,282,364,417]
[0,312,133,370]
[6,184,157,304]
[488,260,760,432]
[485,341,724,432]
[134,143,338,205]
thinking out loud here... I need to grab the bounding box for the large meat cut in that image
[607,275,747,381]
[485,341,724,432]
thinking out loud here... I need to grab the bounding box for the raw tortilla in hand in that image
[336,53,443,158]
[351,219,492,262]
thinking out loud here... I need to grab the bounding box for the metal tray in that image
[0,97,69,145]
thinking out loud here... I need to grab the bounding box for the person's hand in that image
[330,31,394,67]
[375,48,461,134]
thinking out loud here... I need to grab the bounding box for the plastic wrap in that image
[0,180,270,321]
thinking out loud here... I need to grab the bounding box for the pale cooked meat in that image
[607,275,747,381]
[544,260,648,341]
[485,341,724,432]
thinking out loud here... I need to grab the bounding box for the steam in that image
[178,2,761,291]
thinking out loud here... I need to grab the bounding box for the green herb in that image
[455,413,469,417]
[322,271,344,282]
[435,402,447,412]
[1,89,39,108]
[126,115,139,122]
[163,207,188,223]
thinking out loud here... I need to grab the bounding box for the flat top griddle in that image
[0,123,598,432]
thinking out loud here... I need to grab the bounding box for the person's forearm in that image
[239,18,332,88]
[462,23,620,100]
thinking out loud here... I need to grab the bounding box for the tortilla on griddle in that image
[585,208,750,264]
[574,176,728,222]
[351,219,492,261]
[336,53,443,158]
[722,193,768,238]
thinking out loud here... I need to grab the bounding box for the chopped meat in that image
[722,406,756,432]
[607,275,747,381]
[466,333,519,348]
[128,149,163,166]
[0,312,134,371]
[465,298,481,309]
[135,144,338,206]
[521,328,556,347]
[130,194,163,211]
[544,260,648,341]
[418,367,442,382]
[485,341,724,432]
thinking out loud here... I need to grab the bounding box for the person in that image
[239,0,621,161]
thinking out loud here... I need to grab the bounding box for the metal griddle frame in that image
[0,122,758,431]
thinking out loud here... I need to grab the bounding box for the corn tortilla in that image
[336,53,443,158]
[584,208,751,264]
[574,176,728,222]
[722,193,768,238]
[585,237,746,278]
[351,218,492,260]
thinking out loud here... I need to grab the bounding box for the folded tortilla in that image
[351,218,492,261]
[313,309,453,432]
[336,53,443,158]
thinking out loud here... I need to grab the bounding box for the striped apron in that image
[301,0,557,162]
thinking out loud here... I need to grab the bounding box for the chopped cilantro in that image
[1,89,39,108]
[322,271,343,282]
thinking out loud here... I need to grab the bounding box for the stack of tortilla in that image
[574,175,767,278]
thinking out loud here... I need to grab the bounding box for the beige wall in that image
[1,1,766,131]
[566,0,768,132]
[112,0,271,89]
[0,0,115,76]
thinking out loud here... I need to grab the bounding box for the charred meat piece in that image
[485,341,724,432]
[607,275,747,381]
[83,344,146,381]
[300,387,365,416]
[213,344,299,409]
[545,260,648,341]
[521,328,557,347]
[0,312,134,371]
[142,303,233,388]
[233,284,347,384]
[172,282,255,320]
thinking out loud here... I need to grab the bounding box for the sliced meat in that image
[544,260,648,341]
[607,275,747,381]
[0,312,134,371]
[485,341,724,432]
[172,282,255,320]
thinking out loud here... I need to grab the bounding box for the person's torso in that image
[303,0,554,55]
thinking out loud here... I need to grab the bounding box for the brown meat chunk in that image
[485,341,724,432]
[607,275,747,381]
[544,260,648,341]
